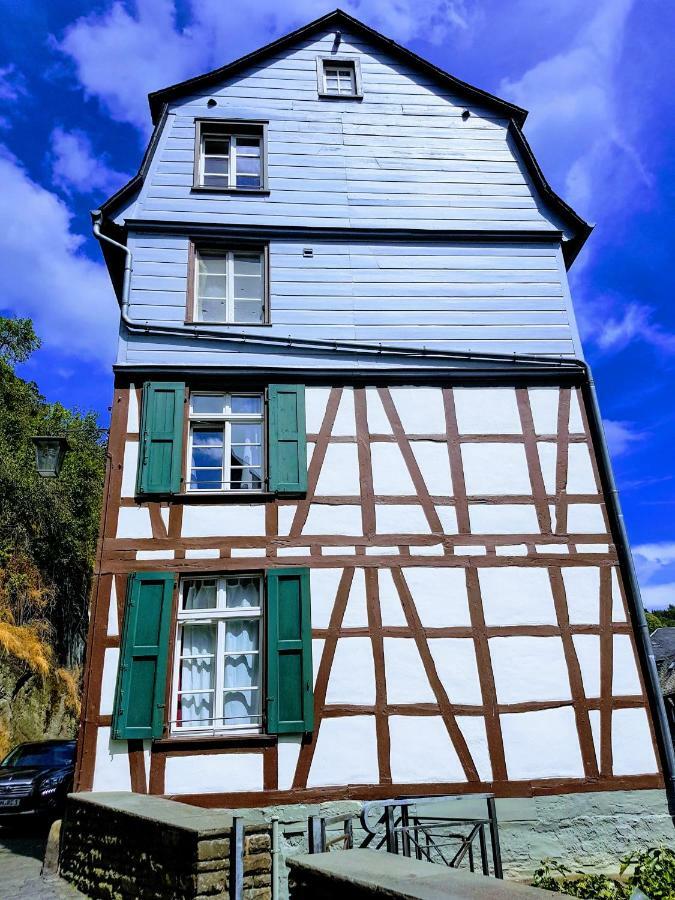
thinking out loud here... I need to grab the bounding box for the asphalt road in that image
[0,822,83,899]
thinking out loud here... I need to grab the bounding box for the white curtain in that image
[179,623,215,726]
[184,580,217,610]
[226,578,260,609]
[224,617,260,725]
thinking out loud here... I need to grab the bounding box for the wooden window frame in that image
[192,119,269,193]
[316,56,363,99]
[169,574,265,737]
[185,390,267,495]
[186,241,270,325]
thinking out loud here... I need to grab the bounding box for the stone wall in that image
[59,792,272,899]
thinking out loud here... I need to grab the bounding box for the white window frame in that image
[196,126,265,190]
[316,57,362,99]
[187,391,265,493]
[170,575,264,736]
[193,248,266,324]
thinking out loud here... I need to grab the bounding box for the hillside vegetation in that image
[0,317,106,758]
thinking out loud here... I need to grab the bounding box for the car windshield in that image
[1,744,75,768]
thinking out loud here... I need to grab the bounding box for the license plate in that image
[0,799,20,808]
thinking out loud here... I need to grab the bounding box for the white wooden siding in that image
[118,28,568,235]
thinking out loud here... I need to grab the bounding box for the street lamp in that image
[32,436,71,478]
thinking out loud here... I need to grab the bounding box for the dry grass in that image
[0,620,52,676]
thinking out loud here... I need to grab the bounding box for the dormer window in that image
[194,120,267,192]
[316,57,362,99]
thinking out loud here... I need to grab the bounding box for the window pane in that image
[202,174,229,188]
[234,275,262,302]
[192,445,223,468]
[236,138,261,153]
[230,395,262,415]
[224,653,259,689]
[198,273,227,299]
[198,255,227,276]
[224,618,259,652]
[233,254,262,277]
[198,297,227,321]
[191,394,226,415]
[223,689,259,726]
[204,138,230,156]
[236,155,261,176]
[231,422,262,447]
[231,444,262,468]
[226,578,261,609]
[192,427,224,446]
[180,622,216,659]
[190,469,222,490]
[183,579,218,610]
[231,468,263,491]
[203,156,229,176]
[233,299,264,324]
[179,692,214,726]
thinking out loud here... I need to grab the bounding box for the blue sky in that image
[1,0,674,607]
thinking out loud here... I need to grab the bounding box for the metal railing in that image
[308,794,502,878]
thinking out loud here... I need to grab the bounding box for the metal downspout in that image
[581,362,675,820]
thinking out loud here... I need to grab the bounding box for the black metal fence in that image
[308,794,502,878]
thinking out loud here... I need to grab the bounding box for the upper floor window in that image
[193,247,266,324]
[317,58,362,99]
[188,392,264,493]
[194,120,267,191]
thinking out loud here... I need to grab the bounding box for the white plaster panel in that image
[390,387,445,434]
[611,568,626,622]
[136,550,175,560]
[490,637,571,703]
[164,753,263,794]
[323,545,356,556]
[566,444,597,494]
[376,504,429,534]
[371,443,415,495]
[611,708,658,775]
[303,504,362,536]
[411,544,444,556]
[365,545,399,556]
[107,579,119,636]
[567,504,606,534]
[384,638,435,703]
[536,442,557,495]
[127,383,139,432]
[478,567,557,626]
[428,639,483,705]
[462,443,531,496]
[612,635,642,696]
[454,545,486,556]
[231,548,265,557]
[92,727,132,792]
[312,639,324,687]
[278,736,302,791]
[121,442,139,498]
[116,506,153,539]
[411,442,453,496]
[436,506,458,535]
[562,567,600,624]
[305,387,331,433]
[501,708,584,779]
[535,544,568,554]
[99,648,120,716]
[389,716,467,784]
[378,569,407,627]
[332,388,356,436]
[181,505,265,537]
[342,569,368,628]
[589,709,601,767]
[310,568,342,629]
[496,544,528,556]
[160,507,169,532]
[469,504,539,535]
[457,717,493,781]
[454,388,521,435]
[277,547,311,557]
[307,442,315,467]
[366,387,393,434]
[569,391,585,433]
[528,388,559,435]
[549,505,557,532]
[277,505,296,537]
[315,443,361,496]
[577,544,608,554]
[572,634,600,698]
[307,716,379,787]
[403,567,471,627]
[326,637,376,705]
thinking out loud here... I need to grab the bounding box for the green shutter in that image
[266,567,313,734]
[268,385,307,494]
[137,382,185,495]
[112,572,174,740]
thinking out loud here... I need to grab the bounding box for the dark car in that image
[0,740,76,822]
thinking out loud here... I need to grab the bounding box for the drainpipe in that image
[581,362,675,821]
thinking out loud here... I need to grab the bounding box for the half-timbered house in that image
[76,8,674,864]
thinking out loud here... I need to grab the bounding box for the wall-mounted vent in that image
[303,248,314,258]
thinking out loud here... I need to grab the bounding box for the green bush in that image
[532,848,675,899]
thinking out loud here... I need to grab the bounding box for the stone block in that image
[198,838,230,861]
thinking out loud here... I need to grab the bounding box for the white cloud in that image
[50,127,129,197]
[641,583,675,611]
[0,146,117,364]
[578,297,675,357]
[602,419,645,457]
[56,0,472,136]
[0,65,27,102]
[633,543,675,609]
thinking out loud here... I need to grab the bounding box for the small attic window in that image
[193,120,268,192]
[316,57,362,99]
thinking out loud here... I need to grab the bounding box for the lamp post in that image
[32,436,71,478]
